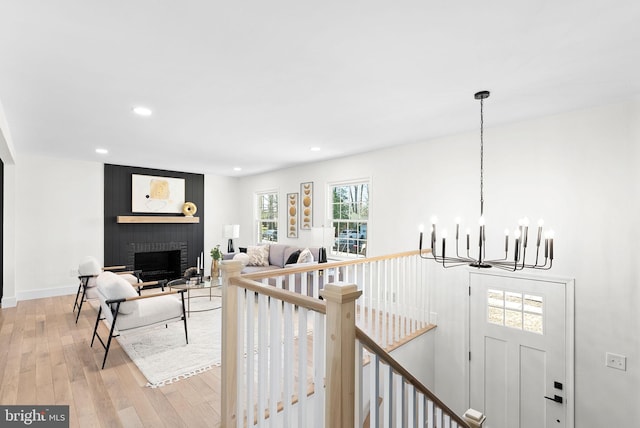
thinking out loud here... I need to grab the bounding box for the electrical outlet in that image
[605,352,626,371]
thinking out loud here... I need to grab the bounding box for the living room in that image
[2,99,639,427]
[1,2,639,427]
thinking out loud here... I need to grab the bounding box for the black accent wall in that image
[104,164,204,275]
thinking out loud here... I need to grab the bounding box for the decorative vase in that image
[211,259,220,278]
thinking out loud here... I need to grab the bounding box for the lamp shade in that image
[312,226,335,248]
[223,224,240,239]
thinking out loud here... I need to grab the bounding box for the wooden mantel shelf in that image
[117,216,200,224]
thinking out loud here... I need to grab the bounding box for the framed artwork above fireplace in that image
[132,174,185,213]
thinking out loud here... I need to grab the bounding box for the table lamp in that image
[223,224,240,253]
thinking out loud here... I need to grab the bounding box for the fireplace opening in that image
[134,250,182,282]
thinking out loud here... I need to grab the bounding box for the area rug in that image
[116,297,222,388]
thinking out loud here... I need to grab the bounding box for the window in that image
[256,191,278,243]
[329,181,369,257]
[487,289,543,334]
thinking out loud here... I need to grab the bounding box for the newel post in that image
[221,260,243,428]
[320,282,362,428]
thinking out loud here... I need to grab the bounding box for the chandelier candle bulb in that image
[544,238,549,259]
[537,226,543,247]
[441,230,448,257]
[504,229,509,253]
[431,220,436,250]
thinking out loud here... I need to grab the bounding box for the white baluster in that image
[236,287,246,428]
[283,301,294,426]
[355,340,363,428]
[257,293,268,427]
[313,311,325,428]
[382,365,398,428]
[370,354,380,427]
[297,306,308,427]
[269,296,281,424]
[246,290,255,427]
[407,384,416,427]
[417,392,425,427]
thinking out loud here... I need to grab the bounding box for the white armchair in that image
[73,256,159,323]
[90,271,188,369]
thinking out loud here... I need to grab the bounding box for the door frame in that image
[466,270,575,428]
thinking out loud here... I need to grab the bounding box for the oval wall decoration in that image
[287,192,298,238]
[300,181,313,230]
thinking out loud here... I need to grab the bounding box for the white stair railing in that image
[356,327,470,428]
[242,250,430,350]
[222,261,327,427]
[221,250,470,428]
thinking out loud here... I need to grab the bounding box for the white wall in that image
[0,99,17,307]
[204,173,241,272]
[13,154,104,300]
[1,156,239,303]
[237,100,640,427]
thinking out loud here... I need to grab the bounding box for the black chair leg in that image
[101,304,121,369]
[91,306,103,347]
[180,291,189,344]
[75,286,88,323]
[73,282,82,312]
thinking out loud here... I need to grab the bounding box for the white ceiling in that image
[1,1,639,176]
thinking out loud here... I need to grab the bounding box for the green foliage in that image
[210,244,222,260]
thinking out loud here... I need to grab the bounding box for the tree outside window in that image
[330,182,369,257]
[257,191,278,243]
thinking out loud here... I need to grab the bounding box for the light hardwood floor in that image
[0,295,222,428]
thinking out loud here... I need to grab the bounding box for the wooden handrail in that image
[231,277,327,314]
[109,288,185,303]
[103,265,127,271]
[355,327,470,428]
[241,249,430,282]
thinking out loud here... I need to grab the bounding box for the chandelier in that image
[418,90,554,271]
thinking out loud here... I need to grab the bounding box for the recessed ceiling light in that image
[233,167,242,171]
[95,148,108,155]
[132,106,152,116]
[310,147,321,152]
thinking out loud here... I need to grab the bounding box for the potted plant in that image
[210,244,222,278]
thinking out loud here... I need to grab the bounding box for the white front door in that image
[469,272,572,428]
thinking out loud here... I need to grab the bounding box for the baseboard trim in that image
[1,296,17,308]
[16,285,77,302]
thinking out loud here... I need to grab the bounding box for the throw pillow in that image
[96,271,138,314]
[78,256,102,277]
[297,248,314,264]
[233,252,251,266]
[285,250,301,265]
[247,245,270,266]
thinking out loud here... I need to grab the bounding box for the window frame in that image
[255,190,279,244]
[327,179,370,258]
